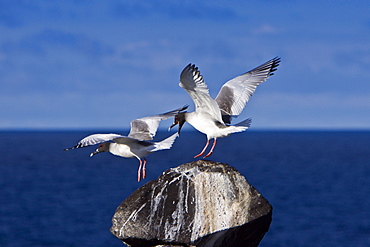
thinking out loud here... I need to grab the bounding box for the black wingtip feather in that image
[180,105,189,112]
[269,57,281,76]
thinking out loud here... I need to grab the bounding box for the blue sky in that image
[1,0,369,130]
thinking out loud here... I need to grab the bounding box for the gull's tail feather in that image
[151,133,179,152]
[235,118,252,128]
[217,118,252,138]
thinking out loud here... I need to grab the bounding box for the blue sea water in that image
[0,130,369,247]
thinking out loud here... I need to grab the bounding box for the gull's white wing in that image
[180,64,223,123]
[64,133,124,150]
[128,106,188,141]
[215,57,281,124]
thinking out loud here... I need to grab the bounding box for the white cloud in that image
[252,24,280,35]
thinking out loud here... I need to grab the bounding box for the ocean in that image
[0,130,369,247]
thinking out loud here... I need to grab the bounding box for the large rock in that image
[110,160,272,247]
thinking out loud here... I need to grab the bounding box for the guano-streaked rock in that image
[110,160,272,247]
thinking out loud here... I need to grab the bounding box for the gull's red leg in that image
[142,158,147,179]
[137,159,143,182]
[203,139,217,158]
[194,139,210,158]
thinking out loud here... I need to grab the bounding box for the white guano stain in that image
[119,203,146,237]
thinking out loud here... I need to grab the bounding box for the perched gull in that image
[170,57,281,158]
[64,106,188,182]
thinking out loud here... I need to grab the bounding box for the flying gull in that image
[64,106,188,181]
[170,57,281,158]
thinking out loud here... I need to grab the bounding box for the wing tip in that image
[183,63,200,74]
[180,63,205,86]
[63,145,78,151]
[179,105,189,112]
[269,56,281,75]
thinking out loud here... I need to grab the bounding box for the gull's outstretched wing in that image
[64,133,124,150]
[128,106,188,141]
[215,57,281,124]
[180,64,223,123]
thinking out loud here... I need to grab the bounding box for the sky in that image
[1,0,370,130]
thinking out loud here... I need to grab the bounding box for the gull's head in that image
[169,112,186,134]
[90,143,110,157]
